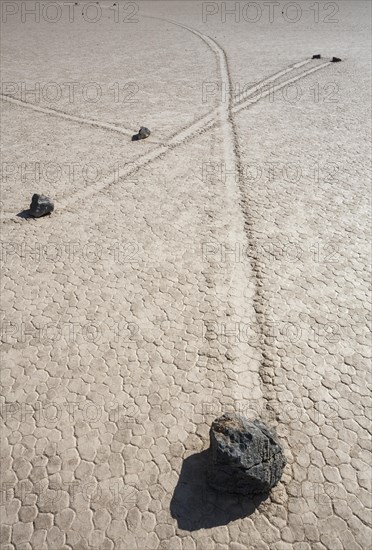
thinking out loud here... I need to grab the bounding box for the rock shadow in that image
[16,209,32,219]
[16,210,52,219]
[170,450,268,531]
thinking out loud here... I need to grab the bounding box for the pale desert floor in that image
[1,1,371,549]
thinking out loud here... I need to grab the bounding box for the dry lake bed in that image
[1,1,371,549]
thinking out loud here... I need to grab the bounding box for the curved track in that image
[2,8,370,550]
[1,15,333,217]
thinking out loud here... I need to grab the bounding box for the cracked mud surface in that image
[1,1,371,549]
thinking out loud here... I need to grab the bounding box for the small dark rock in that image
[132,126,151,141]
[29,194,54,218]
[312,54,321,59]
[139,126,151,138]
[207,413,286,496]
[138,126,151,139]
[332,57,342,63]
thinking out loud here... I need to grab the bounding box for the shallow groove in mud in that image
[51,62,332,215]
[0,18,334,422]
[1,93,135,138]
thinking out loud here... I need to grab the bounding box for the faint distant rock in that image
[132,127,151,141]
[29,194,54,218]
[332,57,342,63]
[312,54,321,59]
[207,413,286,496]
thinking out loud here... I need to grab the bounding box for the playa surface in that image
[1,1,371,548]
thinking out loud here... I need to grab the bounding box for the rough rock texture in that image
[29,194,54,217]
[139,126,151,139]
[208,414,286,496]
[132,126,151,141]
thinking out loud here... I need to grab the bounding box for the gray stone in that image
[139,127,151,139]
[132,127,151,141]
[29,194,54,218]
[207,413,286,496]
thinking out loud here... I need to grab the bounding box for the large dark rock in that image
[29,194,54,218]
[207,413,286,496]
